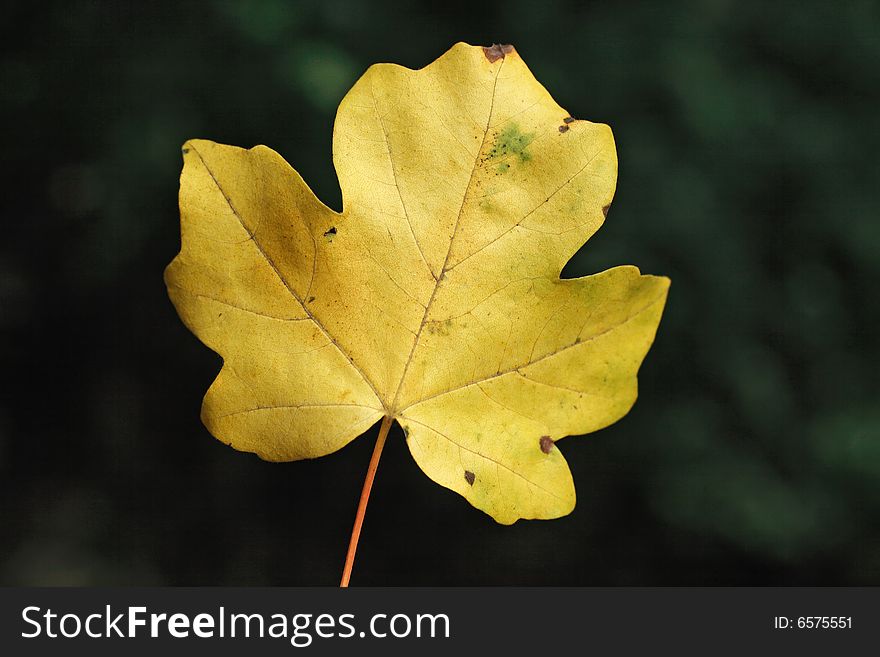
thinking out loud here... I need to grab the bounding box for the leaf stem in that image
[340,415,393,587]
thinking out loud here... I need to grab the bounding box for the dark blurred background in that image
[1,0,878,585]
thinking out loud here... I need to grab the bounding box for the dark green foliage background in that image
[1,0,878,585]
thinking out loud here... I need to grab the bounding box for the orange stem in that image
[340,415,393,587]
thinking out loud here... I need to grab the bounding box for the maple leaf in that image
[165,43,669,535]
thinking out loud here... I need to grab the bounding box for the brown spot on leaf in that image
[558,125,569,133]
[464,470,476,486]
[539,435,554,454]
[563,116,576,124]
[601,204,610,218]
[482,43,514,63]
[307,296,316,303]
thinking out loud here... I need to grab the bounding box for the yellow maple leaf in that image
[165,43,669,535]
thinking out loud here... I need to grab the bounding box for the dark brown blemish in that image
[482,43,514,63]
[323,226,337,238]
[601,204,610,218]
[181,147,190,154]
[307,295,316,303]
[559,116,577,133]
[464,470,476,486]
[539,435,554,454]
